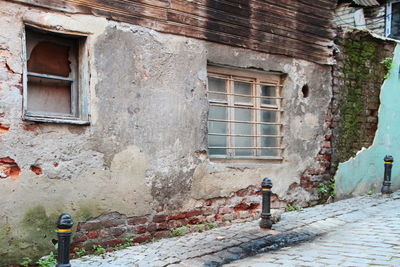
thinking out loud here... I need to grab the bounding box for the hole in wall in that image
[301,84,309,98]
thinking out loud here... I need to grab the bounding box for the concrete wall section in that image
[335,44,400,198]
[0,1,333,263]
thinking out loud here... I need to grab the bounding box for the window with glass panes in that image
[207,66,283,160]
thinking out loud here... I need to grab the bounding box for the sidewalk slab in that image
[71,191,400,266]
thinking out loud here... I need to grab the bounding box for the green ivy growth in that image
[382,57,393,79]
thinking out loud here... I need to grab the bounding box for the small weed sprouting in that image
[285,204,302,212]
[92,244,106,255]
[367,188,376,195]
[115,237,134,250]
[168,225,189,237]
[36,252,56,267]
[204,222,217,230]
[317,179,336,202]
[74,247,87,258]
[20,257,33,267]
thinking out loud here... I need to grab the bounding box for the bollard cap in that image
[261,177,273,189]
[384,155,394,163]
[56,213,74,229]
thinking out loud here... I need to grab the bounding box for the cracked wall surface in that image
[0,1,333,264]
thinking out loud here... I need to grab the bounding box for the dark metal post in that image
[260,177,273,229]
[382,155,394,194]
[56,213,74,267]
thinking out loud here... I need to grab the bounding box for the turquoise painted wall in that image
[336,44,400,198]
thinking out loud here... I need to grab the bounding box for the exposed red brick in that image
[111,228,126,237]
[103,220,119,228]
[187,217,200,224]
[146,223,157,233]
[248,203,260,210]
[73,233,88,243]
[127,216,148,225]
[321,141,331,148]
[30,165,42,175]
[233,203,250,211]
[87,231,98,239]
[133,234,152,244]
[167,212,187,220]
[100,238,123,248]
[0,157,15,164]
[136,225,147,234]
[156,222,168,230]
[152,214,167,223]
[0,123,9,132]
[80,221,103,231]
[218,207,234,214]
[153,230,170,239]
[0,157,20,178]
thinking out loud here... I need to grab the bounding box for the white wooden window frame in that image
[22,24,90,125]
[207,65,284,161]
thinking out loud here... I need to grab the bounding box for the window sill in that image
[23,115,90,125]
[209,156,283,165]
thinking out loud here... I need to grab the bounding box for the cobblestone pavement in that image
[71,191,400,267]
[225,196,400,267]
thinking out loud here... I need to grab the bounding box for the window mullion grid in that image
[276,80,282,158]
[255,78,260,157]
[227,77,234,158]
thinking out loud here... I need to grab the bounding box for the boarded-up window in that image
[23,27,88,124]
[207,66,284,160]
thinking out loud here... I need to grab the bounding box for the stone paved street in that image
[71,191,400,267]
[225,197,400,267]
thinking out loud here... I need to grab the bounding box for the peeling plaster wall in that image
[335,44,400,198]
[0,1,333,263]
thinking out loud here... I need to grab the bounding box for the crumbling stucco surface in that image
[0,1,332,264]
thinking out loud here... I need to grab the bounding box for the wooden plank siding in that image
[11,0,336,65]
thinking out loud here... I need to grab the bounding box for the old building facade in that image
[0,0,339,264]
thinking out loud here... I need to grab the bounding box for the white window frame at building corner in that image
[22,24,90,125]
[207,65,284,162]
[385,0,400,37]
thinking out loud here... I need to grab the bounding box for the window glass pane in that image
[208,121,227,134]
[261,85,277,105]
[260,148,279,157]
[261,110,277,122]
[234,137,252,156]
[235,108,251,121]
[234,123,252,135]
[208,135,227,156]
[209,106,227,120]
[261,137,278,147]
[209,148,227,156]
[261,125,278,135]
[235,148,253,156]
[391,3,400,39]
[27,76,72,115]
[234,81,252,104]
[208,77,227,102]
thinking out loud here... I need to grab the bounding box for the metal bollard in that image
[381,155,394,194]
[259,177,273,229]
[56,213,74,267]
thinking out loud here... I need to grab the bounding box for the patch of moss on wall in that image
[0,203,101,266]
[335,32,394,163]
